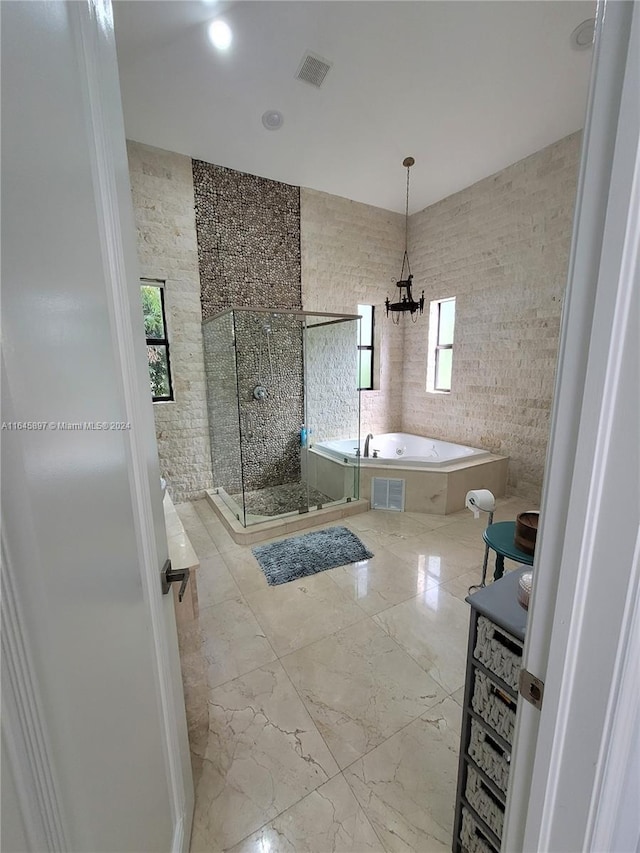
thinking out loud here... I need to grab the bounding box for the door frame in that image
[1,1,192,849]
[503,0,640,849]
[71,2,193,846]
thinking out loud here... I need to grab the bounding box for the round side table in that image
[483,521,534,581]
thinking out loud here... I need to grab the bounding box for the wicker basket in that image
[465,766,505,838]
[468,720,511,795]
[472,669,518,744]
[460,808,498,853]
[474,616,523,692]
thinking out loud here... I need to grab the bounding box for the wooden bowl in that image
[515,511,539,555]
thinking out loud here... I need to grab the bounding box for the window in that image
[357,304,375,390]
[140,280,173,401]
[428,297,455,393]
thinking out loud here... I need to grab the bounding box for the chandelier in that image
[385,156,424,324]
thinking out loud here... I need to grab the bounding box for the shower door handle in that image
[161,559,190,602]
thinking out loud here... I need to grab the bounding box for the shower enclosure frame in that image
[202,306,363,527]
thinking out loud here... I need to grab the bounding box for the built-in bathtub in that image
[318,433,491,468]
[308,433,508,515]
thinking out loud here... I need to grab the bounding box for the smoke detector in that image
[262,110,284,131]
[296,51,332,88]
[570,18,595,50]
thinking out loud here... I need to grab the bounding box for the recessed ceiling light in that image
[262,110,284,131]
[208,19,232,51]
[570,18,595,50]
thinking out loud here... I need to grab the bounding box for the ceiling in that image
[114,1,595,214]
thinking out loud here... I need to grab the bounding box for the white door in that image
[1,2,193,851]
[503,1,640,850]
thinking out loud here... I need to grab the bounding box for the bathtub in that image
[314,433,490,469]
[307,432,507,514]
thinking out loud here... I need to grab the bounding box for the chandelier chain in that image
[401,161,412,279]
[405,164,410,253]
[385,156,423,321]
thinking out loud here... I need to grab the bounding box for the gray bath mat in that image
[252,526,374,586]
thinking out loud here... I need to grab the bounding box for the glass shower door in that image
[202,310,246,525]
[304,314,361,511]
[231,310,306,524]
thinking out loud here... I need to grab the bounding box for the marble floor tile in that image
[244,572,365,657]
[339,522,426,558]
[229,774,383,853]
[175,504,531,853]
[175,500,208,531]
[384,530,482,586]
[373,587,471,693]
[327,547,440,615]
[190,661,339,851]
[187,525,220,559]
[181,653,211,759]
[348,509,452,537]
[440,568,484,602]
[193,502,243,553]
[196,554,242,610]
[221,551,270,596]
[436,516,492,548]
[282,619,447,769]
[343,697,462,853]
[451,686,466,707]
[179,596,276,691]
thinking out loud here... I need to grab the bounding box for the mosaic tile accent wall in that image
[192,161,302,317]
[232,311,304,490]
[192,160,304,493]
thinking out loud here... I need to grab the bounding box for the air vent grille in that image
[296,51,332,88]
[371,478,405,512]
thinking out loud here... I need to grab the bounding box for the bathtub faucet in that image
[364,433,374,457]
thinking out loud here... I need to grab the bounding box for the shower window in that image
[357,304,374,390]
[140,279,174,401]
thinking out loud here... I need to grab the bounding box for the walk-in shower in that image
[202,308,361,526]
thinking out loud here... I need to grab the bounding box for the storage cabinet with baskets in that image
[452,567,529,853]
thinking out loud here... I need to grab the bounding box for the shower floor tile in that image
[229,482,334,518]
[174,497,533,852]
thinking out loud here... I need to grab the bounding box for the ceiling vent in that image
[296,51,332,88]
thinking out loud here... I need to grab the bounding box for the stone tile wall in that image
[129,135,580,506]
[126,141,212,503]
[305,319,361,444]
[192,162,304,491]
[300,189,406,437]
[402,133,581,500]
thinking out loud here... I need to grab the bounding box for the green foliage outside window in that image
[140,283,173,400]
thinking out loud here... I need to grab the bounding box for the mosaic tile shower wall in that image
[192,161,304,492]
[233,311,304,491]
[192,161,302,317]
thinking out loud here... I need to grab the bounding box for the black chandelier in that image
[385,156,424,324]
